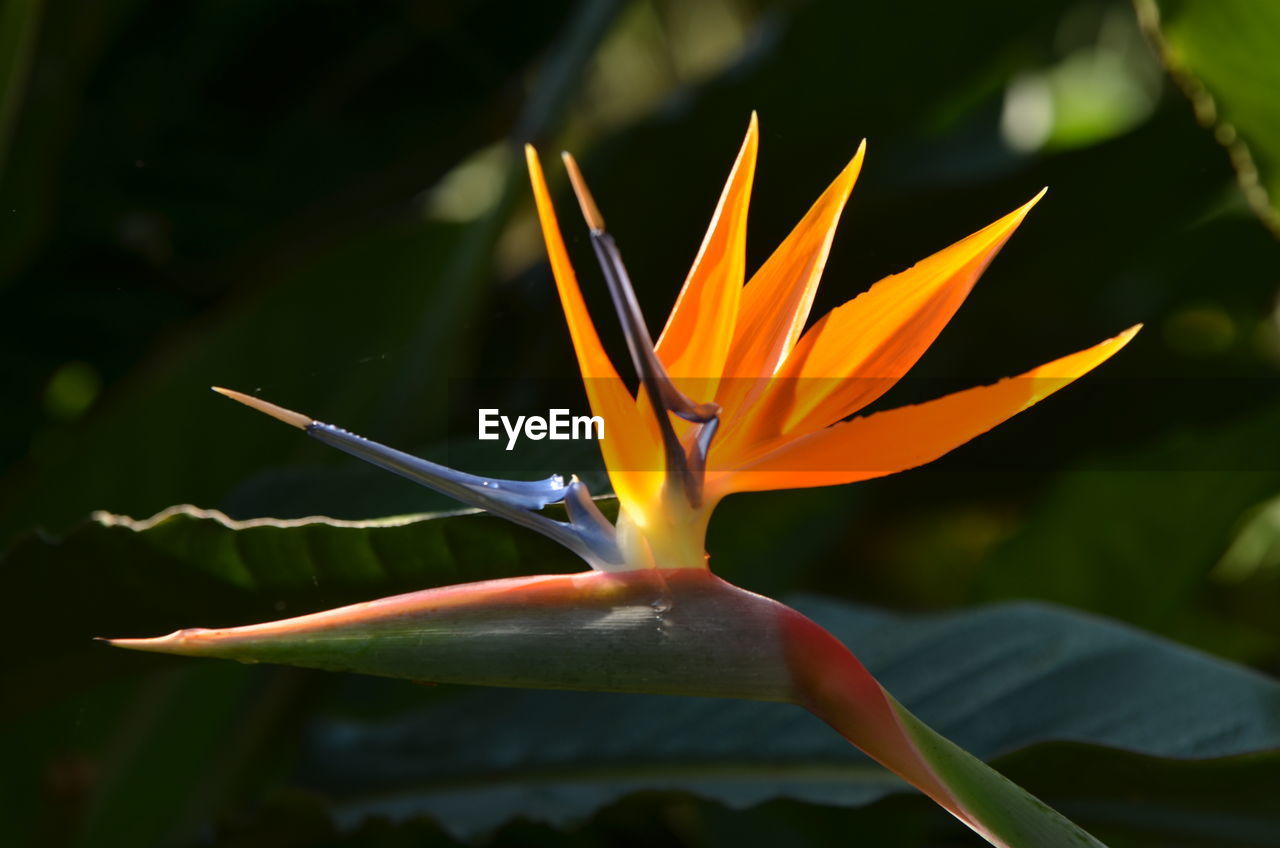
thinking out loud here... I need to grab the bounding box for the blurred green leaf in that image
[1139,0,1280,235]
[2,221,473,541]
[994,744,1280,848]
[595,753,1280,848]
[7,505,1279,843]
[0,0,612,544]
[0,0,41,174]
[73,664,290,848]
[977,401,1280,658]
[0,503,589,717]
[1000,4,1162,155]
[294,595,1280,839]
[1,658,311,848]
[1217,494,1280,583]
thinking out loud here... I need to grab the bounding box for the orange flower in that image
[526,113,1137,569]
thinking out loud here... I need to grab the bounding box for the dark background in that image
[2,1,1278,846]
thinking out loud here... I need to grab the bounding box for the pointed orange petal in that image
[525,145,662,509]
[729,141,866,380]
[526,144,621,383]
[729,191,1045,454]
[713,141,865,431]
[654,113,758,394]
[711,325,1139,495]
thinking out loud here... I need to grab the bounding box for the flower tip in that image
[97,634,153,650]
[213,386,312,430]
[995,187,1048,231]
[96,634,149,653]
[737,113,760,163]
[561,151,606,231]
[851,138,868,169]
[1072,323,1142,371]
[523,143,542,174]
[1018,186,1048,217]
[99,631,195,656]
[1069,323,1142,375]
[816,140,866,200]
[1116,323,1143,344]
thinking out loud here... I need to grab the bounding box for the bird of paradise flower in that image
[109,114,1138,847]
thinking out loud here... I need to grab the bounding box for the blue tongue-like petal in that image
[212,387,625,571]
[307,422,624,568]
[308,422,568,511]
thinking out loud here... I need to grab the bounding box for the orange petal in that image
[728,191,1045,455]
[720,140,865,387]
[710,325,1140,495]
[525,146,662,509]
[713,141,865,436]
[654,113,758,395]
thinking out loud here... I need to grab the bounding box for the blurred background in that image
[2,0,1279,846]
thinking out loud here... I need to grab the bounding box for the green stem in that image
[781,606,1105,847]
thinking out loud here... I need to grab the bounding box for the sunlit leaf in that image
[1139,0,1280,234]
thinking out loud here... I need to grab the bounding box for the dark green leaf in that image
[0,0,42,174]
[292,595,1280,839]
[0,503,589,717]
[0,0,611,544]
[976,401,1280,656]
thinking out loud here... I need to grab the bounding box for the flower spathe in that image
[108,116,1135,848]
